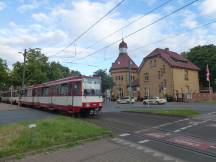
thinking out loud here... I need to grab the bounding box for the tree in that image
[183,44,216,91]
[11,48,49,86]
[70,70,81,76]
[48,62,70,81]
[0,58,9,90]
[93,69,114,93]
[10,48,82,87]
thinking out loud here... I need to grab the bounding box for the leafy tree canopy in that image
[183,44,216,91]
[9,48,81,88]
[93,69,114,93]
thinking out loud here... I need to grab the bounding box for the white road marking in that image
[119,133,130,137]
[174,129,181,133]
[210,145,216,149]
[138,140,150,144]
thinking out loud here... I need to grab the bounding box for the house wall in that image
[111,68,138,99]
[172,68,199,99]
[138,56,173,98]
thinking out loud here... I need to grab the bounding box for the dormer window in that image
[118,61,120,64]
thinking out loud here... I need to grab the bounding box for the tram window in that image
[36,88,42,96]
[42,87,49,96]
[22,90,27,97]
[73,81,81,96]
[59,84,68,96]
[33,89,36,96]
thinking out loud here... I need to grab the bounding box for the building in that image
[110,39,200,101]
[110,40,138,99]
[138,48,200,101]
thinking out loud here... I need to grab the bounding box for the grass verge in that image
[126,108,200,117]
[0,116,110,158]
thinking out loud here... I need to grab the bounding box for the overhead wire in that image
[73,0,201,61]
[77,0,174,55]
[50,0,126,58]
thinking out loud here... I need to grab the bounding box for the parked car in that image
[143,96,167,105]
[117,96,135,104]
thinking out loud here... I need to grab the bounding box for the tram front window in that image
[83,78,101,96]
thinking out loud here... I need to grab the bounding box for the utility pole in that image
[128,60,132,103]
[22,49,27,88]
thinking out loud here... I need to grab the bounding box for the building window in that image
[154,59,156,67]
[116,76,118,80]
[144,73,149,81]
[160,68,163,77]
[158,71,161,79]
[121,76,123,80]
[162,65,166,73]
[163,79,167,88]
[184,70,189,80]
[150,60,152,68]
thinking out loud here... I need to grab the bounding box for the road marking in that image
[119,133,130,137]
[138,140,150,144]
[174,129,181,133]
[210,146,216,149]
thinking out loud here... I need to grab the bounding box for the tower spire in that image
[119,39,128,54]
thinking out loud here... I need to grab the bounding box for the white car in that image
[143,96,167,105]
[117,97,135,104]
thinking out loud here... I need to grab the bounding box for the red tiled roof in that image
[139,48,199,71]
[110,53,138,71]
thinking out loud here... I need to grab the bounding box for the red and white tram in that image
[0,76,103,115]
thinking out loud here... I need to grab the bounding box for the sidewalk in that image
[7,139,167,162]
[0,103,25,112]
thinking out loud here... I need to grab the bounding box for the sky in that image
[0,0,216,75]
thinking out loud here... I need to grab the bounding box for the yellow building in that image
[110,40,200,101]
[110,40,138,99]
[138,48,200,101]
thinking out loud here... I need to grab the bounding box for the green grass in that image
[0,116,110,158]
[126,108,200,117]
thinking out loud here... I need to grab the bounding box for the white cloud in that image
[1,0,216,75]
[32,13,50,22]
[181,10,198,29]
[200,0,216,16]
[0,2,6,11]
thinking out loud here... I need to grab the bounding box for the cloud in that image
[200,0,216,16]
[1,0,216,75]
[0,2,6,11]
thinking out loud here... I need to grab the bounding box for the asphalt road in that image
[88,102,216,162]
[0,103,56,125]
[2,102,216,162]
[102,101,216,114]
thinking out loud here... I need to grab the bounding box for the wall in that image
[138,56,173,98]
[192,93,216,102]
[173,68,199,99]
[111,68,137,99]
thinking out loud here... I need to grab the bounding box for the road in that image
[102,101,216,114]
[0,103,56,125]
[1,102,216,162]
[86,102,216,162]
